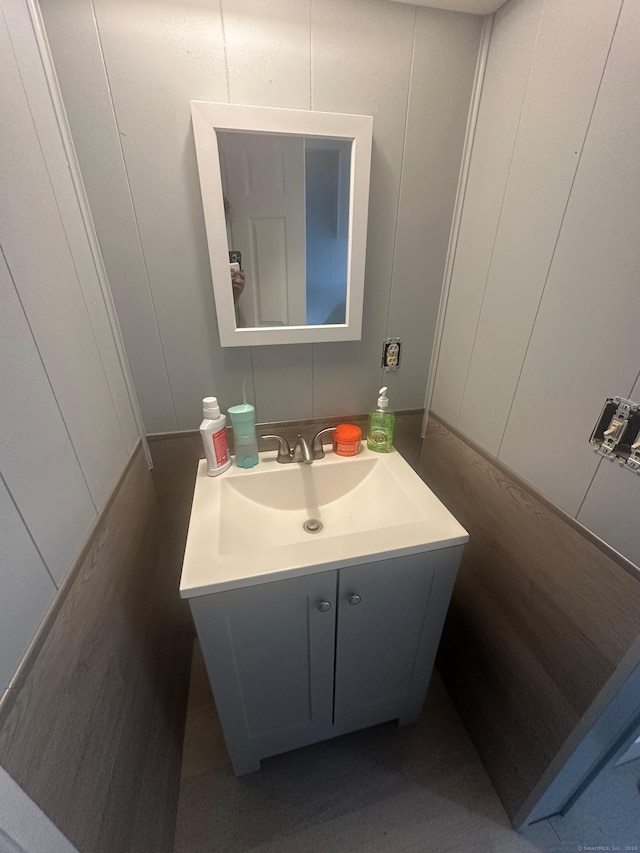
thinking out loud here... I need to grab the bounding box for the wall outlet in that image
[382,338,402,372]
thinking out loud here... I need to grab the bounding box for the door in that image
[333,548,462,731]
[219,132,306,327]
[515,635,640,828]
[189,571,337,775]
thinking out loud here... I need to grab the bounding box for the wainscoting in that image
[3,412,636,849]
[420,414,640,823]
[0,444,192,853]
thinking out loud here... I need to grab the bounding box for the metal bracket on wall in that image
[590,396,640,474]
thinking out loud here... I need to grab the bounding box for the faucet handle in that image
[260,434,292,463]
[311,427,336,460]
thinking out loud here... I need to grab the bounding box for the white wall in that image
[39,0,482,432]
[0,0,140,694]
[431,0,640,566]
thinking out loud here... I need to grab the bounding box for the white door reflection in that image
[218,131,351,328]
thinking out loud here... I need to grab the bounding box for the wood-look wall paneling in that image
[0,249,97,584]
[41,0,480,431]
[0,446,192,853]
[499,0,640,516]
[430,0,544,426]
[456,0,622,455]
[0,5,129,511]
[386,8,483,412]
[0,480,56,695]
[38,0,179,434]
[419,415,640,822]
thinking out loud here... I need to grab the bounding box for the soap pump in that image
[367,386,395,453]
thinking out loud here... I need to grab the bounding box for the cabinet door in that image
[333,547,463,731]
[189,571,337,775]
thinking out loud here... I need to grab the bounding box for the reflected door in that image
[220,133,306,327]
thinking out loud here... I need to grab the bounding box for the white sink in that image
[218,454,423,553]
[180,447,468,597]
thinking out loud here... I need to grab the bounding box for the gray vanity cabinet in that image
[189,545,463,776]
[189,571,337,775]
[334,546,463,731]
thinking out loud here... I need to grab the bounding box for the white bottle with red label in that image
[200,397,231,476]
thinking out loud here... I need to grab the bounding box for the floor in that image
[174,641,529,853]
[174,644,640,853]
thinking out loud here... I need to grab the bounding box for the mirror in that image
[191,102,372,347]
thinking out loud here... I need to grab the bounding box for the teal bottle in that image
[228,403,259,468]
[367,386,395,453]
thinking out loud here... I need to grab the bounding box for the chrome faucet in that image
[261,427,336,464]
[296,434,313,465]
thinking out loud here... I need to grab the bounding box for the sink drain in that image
[303,518,323,534]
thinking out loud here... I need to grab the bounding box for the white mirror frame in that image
[191,101,373,347]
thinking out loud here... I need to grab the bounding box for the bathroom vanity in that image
[180,447,468,775]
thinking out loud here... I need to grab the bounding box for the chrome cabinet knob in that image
[348,593,361,606]
[317,600,332,612]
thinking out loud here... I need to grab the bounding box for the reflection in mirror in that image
[191,102,372,347]
[218,132,351,329]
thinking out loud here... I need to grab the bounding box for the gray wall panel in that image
[37,0,177,434]
[40,0,481,428]
[383,8,483,411]
[90,0,251,429]
[0,6,129,510]
[0,249,96,584]
[0,0,142,690]
[431,0,638,565]
[0,480,56,695]
[499,0,640,516]
[431,0,544,425]
[457,0,621,455]
[309,0,415,417]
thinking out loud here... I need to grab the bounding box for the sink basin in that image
[180,447,468,597]
[218,454,424,554]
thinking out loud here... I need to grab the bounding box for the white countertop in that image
[180,446,468,598]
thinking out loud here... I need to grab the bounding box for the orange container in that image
[334,423,362,456]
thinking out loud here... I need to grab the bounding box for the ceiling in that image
[388,0,509,14]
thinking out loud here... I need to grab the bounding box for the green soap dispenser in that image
[367,386,395,452]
